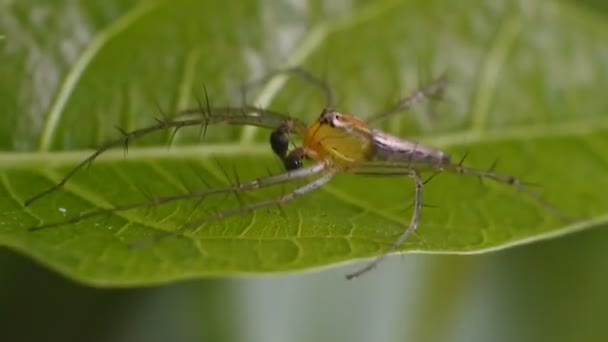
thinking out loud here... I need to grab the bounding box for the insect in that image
[24,68,565,279]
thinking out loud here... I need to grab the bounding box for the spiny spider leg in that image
[367,73,448,125]
[353,157,568,222]
[24,106,306,207]
[170,105,307,130]
[241,66,335,108]
[445,163,570,222]
[129,170,336,248]
[29,162,327,231]
[346,169,424,279]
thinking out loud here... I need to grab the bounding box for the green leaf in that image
[1,0,607,286]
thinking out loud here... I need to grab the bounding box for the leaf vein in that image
[469,13,524,133]
[37,1,162,151]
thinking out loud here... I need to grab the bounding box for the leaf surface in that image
[0,0,607,285]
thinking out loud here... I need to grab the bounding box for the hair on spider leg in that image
[271,189,289,220]
[153,101,188,148]
[230,162,242,185]
[173,170,213,217]
[487,157,500,173]
[188,161,218,191]
[214,159,266,209]
[448,151,487,187]
[151,98,188,147]
[151,98,172,124]
[383,169,441,214]
[112,125,131,159]
[132,181,154,203]
[398,183,438,216]
[273,171,297,220]
[422,170,441,186]
[264,164,277,179]
[473,157,502,187]
[182,161,212,195]
[166,125,183,149]
[456,150,469,167]
[192,85,213,140]
[185,194,209,222]
[230,164,248,207]
[401,197,438,212]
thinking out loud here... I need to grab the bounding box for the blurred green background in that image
[2,0,608,341]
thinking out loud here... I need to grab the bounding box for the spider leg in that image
[345,169,423,280]
[28,162,328,231]
[446,163,570,222]
[367,73,448,125]
[129,169,336,248]
[24,107,307,207]
[242,66,335,108]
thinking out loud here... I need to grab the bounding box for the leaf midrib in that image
[1,116,606,168]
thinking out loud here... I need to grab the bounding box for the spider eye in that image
[329,113,346,127]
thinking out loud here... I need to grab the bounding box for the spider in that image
[24,68,564,279]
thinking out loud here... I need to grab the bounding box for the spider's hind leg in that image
[446,160,570,222]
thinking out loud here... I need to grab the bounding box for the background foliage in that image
[1,0,607,341]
